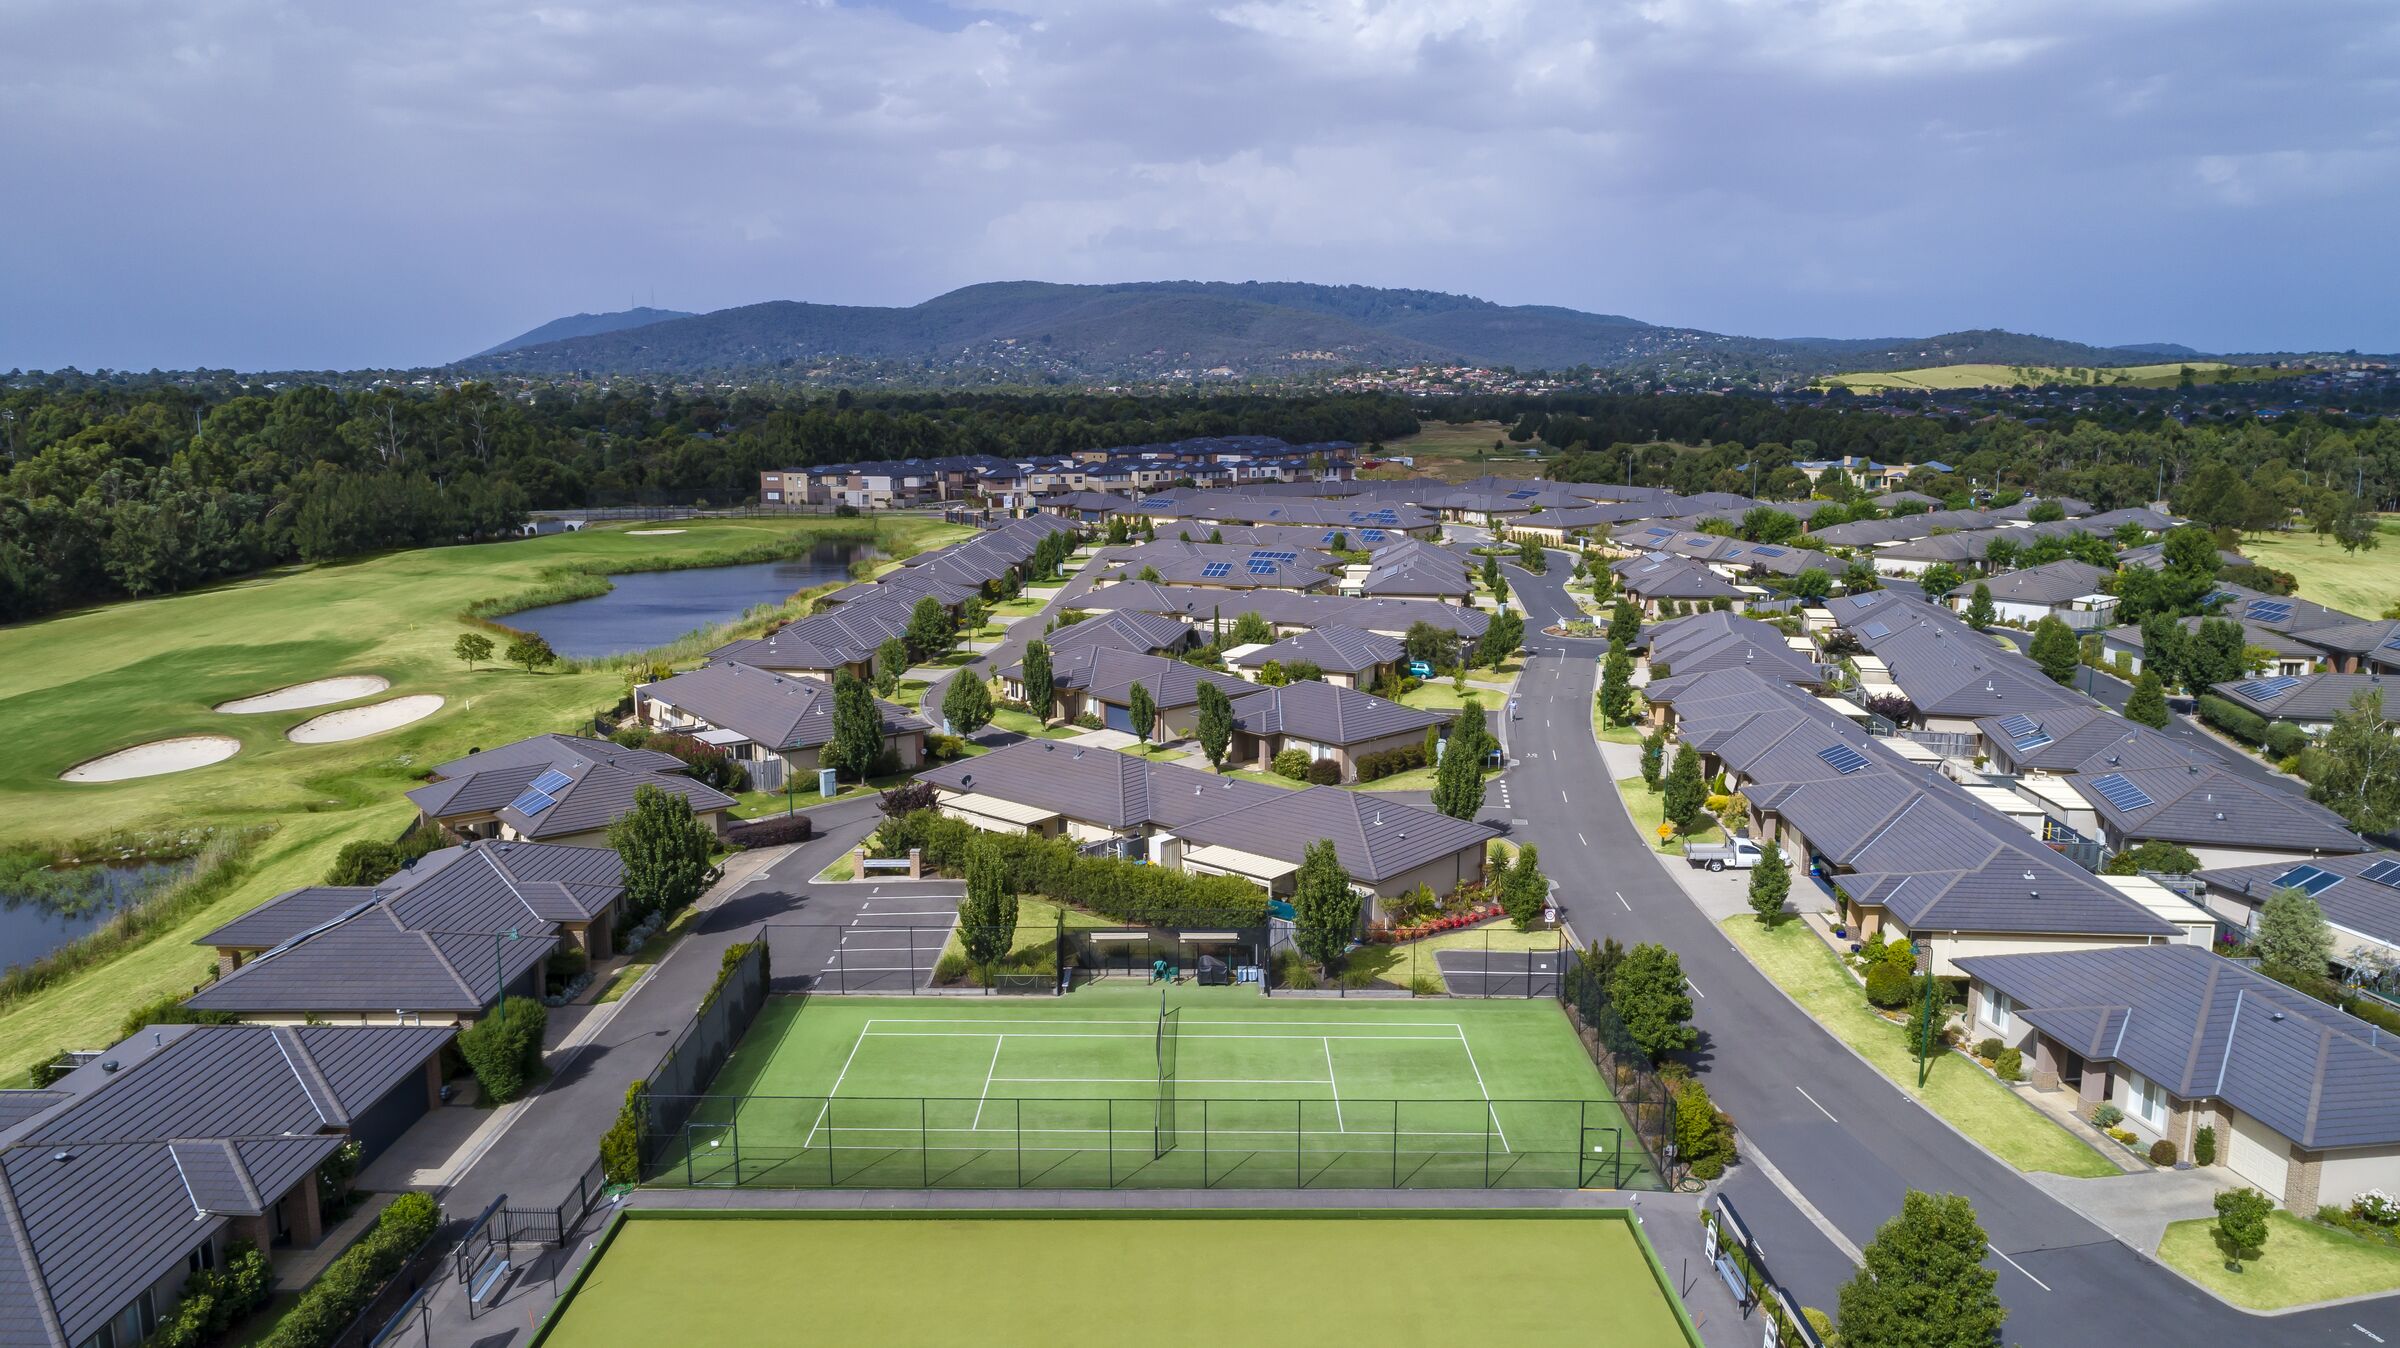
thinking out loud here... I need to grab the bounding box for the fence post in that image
[825,1099,836,1187]
[1391,1100,1400,1188]
[1294,1100,1302,1188]
[1202,1099,1210,1187]
[1483,1100,1493,1188]
[1015,1100,1023,1189]
[1107,1099,1116,1188]
[920,1098,928,1186]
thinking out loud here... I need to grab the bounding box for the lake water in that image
[0,860,193,973]
[507,544,869,660]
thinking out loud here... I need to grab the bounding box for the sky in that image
[2,0,2396,371]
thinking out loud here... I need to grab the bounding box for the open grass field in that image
[651,991,1651,1191]
[536,1209,1700,1347]
[2236,518,2400,620]
[1719,916,2117,1177]
[2156,1210,2400,1309]
[0,514,964,1070]
[1816,361,2300,393]
[1365,420,1552,483]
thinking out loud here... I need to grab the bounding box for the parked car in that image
[1683,836,1790,872]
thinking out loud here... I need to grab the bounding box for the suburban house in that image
[1824,592,2084,733]
[2055,760,2366,870]
[1505,504,1656,548]
[998,646,1253,739]
[1608,525,1840,582]
[1959,943,2400,1211]
[405,734,735,846]
[914,740,1495,910]
[1611,553,1745,616]
[1088,540,1340,592]
[1040,610,1197,659]
[1224,681,1450,781]
[1643,611,1827,687]
[704,595,921,683]
[634,662,931,784]
[1072,583,1489,648]
[2196,851,2400,984]
[1348,539,1473,603]
[1228,625,1406,689]
[0,1022,455,1348]
[2208,672,2400,734]
[2097,615,2328,680]
[1944,560,2118,630]
[2284,617,2400,676]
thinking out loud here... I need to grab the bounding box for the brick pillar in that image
[2031,1037,2062,1092]
[2079,1063,2110,1116]
[218,949,245,977]
[281,1182,323,1249]
[230,1213,272,1253]
[2286,1149,2325,1212]
[853,846,869,876]
[589,911,613,961]
[907,848,923,880]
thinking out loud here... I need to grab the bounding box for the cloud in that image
[0,0,2392,368]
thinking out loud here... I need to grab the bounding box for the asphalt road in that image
[1488,541,2395,1343]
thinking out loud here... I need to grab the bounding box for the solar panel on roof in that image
[2203,589,2237,608]
[1322,532,1340,544]
[1359,529,1386,543]
[2384,635,2400,653]
[528,768,574,796]
[1995,713,2050,751]
[1752,546,1786,557]
[1817,744,1870,775]
[1201,562,1233,578]
[2232,675,2299,700]
[2269,863,2343,897]
[1247,560,1279,575]
[2089,773,2155,812]
[1861,621,1890,640]
[1139,496,1174,508]
[2360,859,2400,888]
[508,788,558,817]
[1506,489,1540,500]
[2245,601,2293,623]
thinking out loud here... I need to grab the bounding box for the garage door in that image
[2227,1111,2290,1200]
[1104,702,1136,734]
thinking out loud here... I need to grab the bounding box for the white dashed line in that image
[1988,1245,2050,1292]
[1795,1086,1836,1122]
[1615,891,1630,911]
[1577,832,1587,846]
[2351,1325,2383,1344]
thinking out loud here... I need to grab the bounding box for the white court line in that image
[864,1018,1472,1028]
[991,1077,1334,1086]
[801,1032,873,1148]
[1560,789,1569,803]
[1988,1244,2050,1292]
[1795,1086,1838,1122]
[1615,891,1631,911]
[969,1036,1005,1129]
[854,910,958,916]
[825,965,942,972]
[1322,1039,1344,1131]
[1451,1027,1511,1153]
[866,1032,1468,1041]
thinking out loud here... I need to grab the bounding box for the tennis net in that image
[1153,991,1180,1158]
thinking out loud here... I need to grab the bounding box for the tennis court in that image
[646,989,1661,1190]
[534,1210,1703,1347]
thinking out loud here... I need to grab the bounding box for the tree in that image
[1481,552,1504,596]
[1020,640,1053,721]
[2027,499,2066,523]
[2101,839,2200,875]
[504,632,556,674]
[1501,843,1547,930]
[1232,610,1275,644]
[2125,671,2171,728]
[2212,1187,2272,1272]
[1431,705,1489,820]
[1982,536,2021,573]
[941,672,993,734]
[1258,659,1288,686]
[2256,889,2335,983]
[2184,617,2250,693]
[1599,650,1636,726]
[1662,743,1706,832]
[872,636,909,698]
[607,784,716,921]
[1740,505,1800,544]
[959,596,987,635]
[1136,564,1162,583]
[1291,838,1361,976]
[2029,616,2079,685]
[1516,535,1546,573]
[1917,561,1964,601]
[1477,610,1524,669]
[1402,620,1453,670]
[1126,680,1155,744]
[1964,582,1995,630]
[1607,942,1697,1062]
[1640,728,1667,789]
[453,631,493,670]
[905,595,953,660]
[1836,1191,2005,1348]
[958,837,1018,966]
[2310,688,2400,833]
[823,670,885,780]
[1607,598,1641,649]
[1748,841,1790,925]
[1195,681,1234,770]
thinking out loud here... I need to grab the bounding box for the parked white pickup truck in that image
[1683,837,1790,872]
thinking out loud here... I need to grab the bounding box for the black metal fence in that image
[1705,1194,1828,1347]
[1557,947,1681,1189]
[497,1156,609,1247]
[637,941,772,1168]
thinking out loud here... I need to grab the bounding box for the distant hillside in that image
[474,307,695,357]
[1816,361,2297,393]
[453,284,2219,383]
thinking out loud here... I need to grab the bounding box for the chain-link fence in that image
[1557,947,1680,1188]
[638,940,772,1169]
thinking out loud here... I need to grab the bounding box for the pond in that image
[506,544,871,660]
[0,859,194,974]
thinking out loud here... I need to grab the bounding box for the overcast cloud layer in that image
[2,0,2396,371]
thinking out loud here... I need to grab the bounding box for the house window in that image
[2125,1070,2169,1130]
[1984,989,2015,1035]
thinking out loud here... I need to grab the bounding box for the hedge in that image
[1354,744,1429,783]
[874,810,1266,926]
[2264,722,2310,760]
[260,1192,439,1348]
[723,813,814,849]
[2197,694,2267,746]
[601,1081,645,1185]
[457,997,547,1104]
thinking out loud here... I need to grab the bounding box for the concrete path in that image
[2026,1167,2234,1256]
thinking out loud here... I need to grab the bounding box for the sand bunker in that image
[62,736,242,782]
[624,528,686,535]
[214,675,391,715]
[285,695,446,743]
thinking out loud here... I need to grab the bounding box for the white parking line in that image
[1615,891,1631,911]
[1988,1244,2050,1292]
[1795,1086,1837,1122]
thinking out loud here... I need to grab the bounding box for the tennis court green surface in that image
[648,989,1659,1190]
[535,1210,1702,1347]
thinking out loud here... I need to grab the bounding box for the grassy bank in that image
[0,515,963,1069]
[2238,518,2400,620]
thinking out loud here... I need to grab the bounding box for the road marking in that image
[1577,832,1588,846]
[1615,891,1631,911]
[1795,1086,1836,1121]
[1561,789,1570,803]
[1684,977,1704,998]
[2352,1325,2384,1344]
[1988,1244,2050,1292]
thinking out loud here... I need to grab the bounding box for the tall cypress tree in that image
[1291,839,1361,977]
[958,837,1018,966]
[1195,681,1234,770]
[1432,705,1488,821]
[825,670,885,781]
[1021,640,1053,722]
[2124,671,2171,728]
[1126,681,1155,744]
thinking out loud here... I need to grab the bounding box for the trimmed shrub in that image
[2265,722,2310,760]
[1271,748,1312,780]
[261,1193,439,1348]
[2195,1124,2217,1166]
[721,813,815,849]
[2196,695,2268,746]
[1975,1037,2003,1060]
[933,952,970,985]
[2150,1139,2178,1166]
[874,811,1265,927]
[118,991,239,1039]
[600,1082,645,1185]
[1994,1047,2023,1082]
[457,997,547,1104]
[2092,1102,2123,1129]
[648,732,750,793]
[1864,961,1913,1009]
[1305,758,1341,785]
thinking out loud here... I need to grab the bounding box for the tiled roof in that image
[2199,850,2400,948]
[636,662,929,751]
[1228,626,1404,675]
[1228,681,1449,746]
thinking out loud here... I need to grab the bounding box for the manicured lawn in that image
[1719,915,2117,1177]
[932,896,1111,969]
[890,678,930,710]
[1355,922,1564,993]
[811,852,857,884]
[986,707,1079,740]
[538,1210,1698,1347]
[1612,777,1723,854]
[2240,518,2400,621]
[1593,691,1649,746]
[1353,760,1501,793]
[990,596,1048,617]
[2156,1210,2400,1309]
[0,515,964,1071]
[1394,680,1506,713]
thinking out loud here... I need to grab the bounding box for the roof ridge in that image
[269,1027,347,1129]
[213,1136,265,1214]
[0,1155,67,1347]
[415,930,488,1014]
